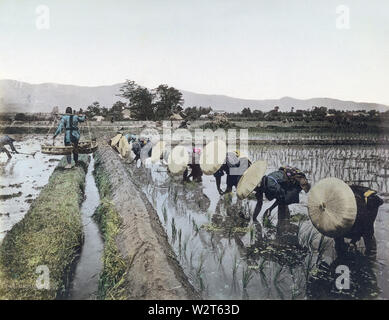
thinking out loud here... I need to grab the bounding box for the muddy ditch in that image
[68,156,104,300]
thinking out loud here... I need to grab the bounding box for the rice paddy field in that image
[1,132,388,299]
[248,131,389,144]
[129,142,389,300]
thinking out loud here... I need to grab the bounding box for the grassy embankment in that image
[93,152,130,300]
[0,156,88,299]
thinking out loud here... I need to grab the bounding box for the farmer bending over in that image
[0,135,19,159]
[335,185,383,256]
[253,166,310,221]
[124,133,137,143]
[53,107,86,169]
[131,138,152,164]
[183,148,203,182]
[214,151,250,195]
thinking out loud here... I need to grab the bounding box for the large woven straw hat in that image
[127,142,135,161]
[151,141,166,163]
[237,160,267,199]
[199,139,227,175]
[110,133,122,147]
[118,135,129,158]
[168,145,189,175]
[308,177,357,238]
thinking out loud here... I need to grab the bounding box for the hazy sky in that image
[0,0,388,104]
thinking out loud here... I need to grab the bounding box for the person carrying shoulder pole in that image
[53,107,86,169]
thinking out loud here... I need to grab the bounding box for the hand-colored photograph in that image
[0,0,388,304]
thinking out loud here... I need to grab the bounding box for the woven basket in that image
[78,140,98,154]
[41,140,98,155]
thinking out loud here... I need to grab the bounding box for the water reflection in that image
[125,144,388,299]
[307,252,380,300]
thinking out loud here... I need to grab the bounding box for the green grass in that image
[0,156,88,299]
[93,153,130,300]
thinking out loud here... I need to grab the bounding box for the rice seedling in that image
[189,250,194,269]
[242,267,254,289]
[171,217,177,243]
[178,228,182,254]
[162,206,167,224]
[196,253,206,292]
[299,225,319,250]
[182,235,190,260]
[304,252,315,281]
[232,254,240,280]
[197,274,205,292]
[144,141,389,300]
[192,218,200,234]
[210,232,215,250]
[315,234,330,264]
[262,212,275,229]
[273,264,284,285]
[217,246,226,266]
[258,258,266,274]
[249,225,255,244]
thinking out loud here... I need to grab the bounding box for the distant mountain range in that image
[0,79,388,113]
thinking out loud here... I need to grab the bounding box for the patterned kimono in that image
[53,114,86,143]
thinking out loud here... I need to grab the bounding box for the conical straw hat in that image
[118,135,129,157]
[199,139,227,175]
[237,160,267,200]
[128,142,135,161]
[168,145,189,175]
[308,177,357,238]
[151,141,166,163]
[110,133,122,147]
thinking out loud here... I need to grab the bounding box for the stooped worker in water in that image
[183,148,203,182]
[53,107,86,169]
[308,178,384,257]
[214,151,251,195]
[335,185,383,256]
[131,137,152,165]
[252,166,311,221]
[124,133,137,143]
[178,119,189,129]
[0,135,19,159]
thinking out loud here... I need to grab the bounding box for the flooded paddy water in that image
[1,132,388,299]
[128,142,389,300]
[0,135,63,241]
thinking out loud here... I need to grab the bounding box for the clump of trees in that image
[83,101,126,121]
[118,80,184,120]
[183,106,212,120]
[228,106,384,124]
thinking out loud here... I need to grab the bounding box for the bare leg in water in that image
[278,204,290,220]
[253,189,263,222]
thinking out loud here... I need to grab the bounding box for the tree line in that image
[228,106,385,124]
[1,79,387,123]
